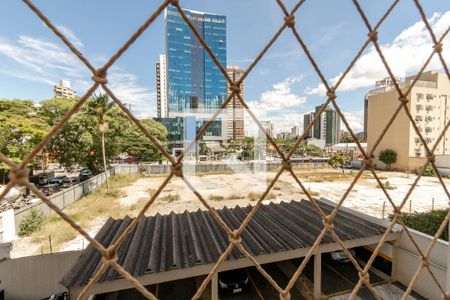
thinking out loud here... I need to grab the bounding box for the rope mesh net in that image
[1,0,449,299]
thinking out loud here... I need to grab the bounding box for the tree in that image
[0,100,49,178]
[340,135,354,143]
[379,149,397,171]
[328,155,351,173]
[304,144,324,157]
[119,119,168,162]
[85,94,115,189]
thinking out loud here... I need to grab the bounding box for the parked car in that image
[50,175,67,185]
[218,269,249,294]
[79,169,93,181]
[330,248,356,263]
[40,183,61,196]
[29,171,55,187]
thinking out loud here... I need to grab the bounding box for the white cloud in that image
[341,110,364,133]
[244,76,306,136]
[56,25,84,47]
[306,11,450,95]
[247,75,306,114]
[0,33,155,116]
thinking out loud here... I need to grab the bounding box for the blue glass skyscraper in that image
[163,6,227,143]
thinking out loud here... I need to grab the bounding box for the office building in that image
[164,6,227,146]
[367,71,450,170]
[303,105,340,145]
[53,80,76,99]
[226,66,245,141]
[156,54,168,118]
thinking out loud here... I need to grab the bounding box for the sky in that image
[0,0,449,136]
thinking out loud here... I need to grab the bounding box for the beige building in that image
[53,80,76,99]
[367,71,450,171]
[226,66,245,140]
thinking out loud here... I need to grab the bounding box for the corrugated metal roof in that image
[61,199,389,288]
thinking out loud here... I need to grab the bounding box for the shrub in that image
[18,208,45,237]
[391,210,448,241]
[423,165,435,177]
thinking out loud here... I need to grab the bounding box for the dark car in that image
[79,169,93,181]
[218,269,249,294]
[50,175,67,185]
[61,176,79,188]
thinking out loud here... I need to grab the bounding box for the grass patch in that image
[227,194,245,200]
[299,189,320,197]
[29,173,142,251]
[247,191,276,201]
[376,180,396,190]
[160,194,180,202]
[208,194,225,201]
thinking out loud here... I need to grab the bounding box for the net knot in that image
[427,154,435,164]
[229,230,241,244]
[92,68,108,84]
[421,256,430,268]
[368,31,378,42]
[393,207,402,220]
[322,215,334,230]
[398,96,409,104]
[359,271,369,282]
[230,83,241,95]
[103,246,117,264]
[326,89,336,100]
[10,168,29,186]
[364,158,373,169]
[284,15,295,28]
[171,162,183,177]
[282,159,292,171]
[280,290,291,300]
[434,43,443,54]
[169,0,178,5]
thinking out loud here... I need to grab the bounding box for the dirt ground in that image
[10,168,450,257]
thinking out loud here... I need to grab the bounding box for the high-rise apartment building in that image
[303,106,340,145]
[226,66,244,141]
[303,112,315,138]
[367,71,450,170]
[53,80,76,99]
[156,54,168,118]
[164,6,227,144]
[364,77,401,142]
[291,126,299,138]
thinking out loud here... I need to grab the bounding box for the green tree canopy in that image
[328,155,351,173]
[378,149,397,170]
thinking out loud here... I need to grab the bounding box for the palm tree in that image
[86,93,115,189]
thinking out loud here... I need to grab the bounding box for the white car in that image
[330,248,356,263]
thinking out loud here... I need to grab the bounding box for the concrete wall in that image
[0,251,80,300]
[117,161,329,175]
[396,228,448,300]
